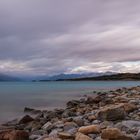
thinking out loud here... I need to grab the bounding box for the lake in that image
[0,81,140,123]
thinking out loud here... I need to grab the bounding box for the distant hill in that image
[39,72,115,81]
[58,73,140,81]
[0,73,20,81]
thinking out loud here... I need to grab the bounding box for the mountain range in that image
[0,72,115,81]
[38,72,115,81]
[1,72,140,81]
[0,73,20,81]
[58,73,140,81]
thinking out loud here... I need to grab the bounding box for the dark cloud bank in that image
[0,0,140,76]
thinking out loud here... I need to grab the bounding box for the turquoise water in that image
[0,81,140,123]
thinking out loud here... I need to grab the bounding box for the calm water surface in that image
[0,81,140,123]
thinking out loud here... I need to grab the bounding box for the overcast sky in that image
[0,0,140,76]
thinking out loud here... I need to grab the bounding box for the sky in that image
[0,0,140,76]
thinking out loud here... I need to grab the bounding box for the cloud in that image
[0,0,140,75]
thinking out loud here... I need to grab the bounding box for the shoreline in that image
[0,86,140,140]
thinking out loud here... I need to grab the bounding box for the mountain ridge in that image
[0,73,20,81]
[56,73,140,81]
[38,72,115,81]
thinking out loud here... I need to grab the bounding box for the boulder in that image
[9,130,29,140]
[73,116,84,126]
[97,105,126,121]
[0,130,11,140]
[24,107,41,114]
[58,132,74,139]
[42,122,53,131]
[62,109,76,118]
[78,125,101,134]
[66,100,80,108]
[29,134,41,140]
[19,115,34,124]
[115,120,140,133]
[86,95,103,104]
[87,115,96,122]
[122,103,137,113]
[0,130,29,140]
[44,111,60,120]
[64,122,78,131]
[44,138,61,140]
[25,121,42,131]
[75,132,92,140]
[24,107,35,112]
[53,121,64,128]
[101,128,133,140]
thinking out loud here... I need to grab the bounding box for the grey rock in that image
[73,116,84,126]
[64,122,78,131]
[29,134,41,140]
[67,127,78,135]
[116,120,140,133]
[53,121,64,128]
[36,134,48,140]
[49,128,63,138]
[42,122,53,131]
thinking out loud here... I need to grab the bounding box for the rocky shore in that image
[0,86,140,140]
